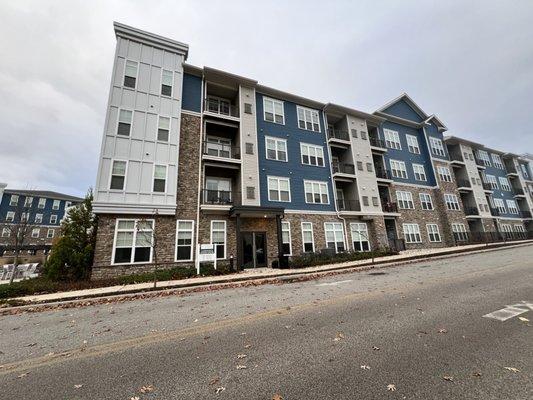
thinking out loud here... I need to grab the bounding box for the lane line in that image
[483,301,532,321]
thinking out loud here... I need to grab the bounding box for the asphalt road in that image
[1,245,532,399]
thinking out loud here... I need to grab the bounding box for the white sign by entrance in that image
[196,244,216,274]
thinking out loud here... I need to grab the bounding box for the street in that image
[0,245,532,399]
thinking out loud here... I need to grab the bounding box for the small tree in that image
[44,190,97,281]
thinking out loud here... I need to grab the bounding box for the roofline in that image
[3,189,83,202]
[444,136,508,156]
[376,92,429,119]
[256,84,325,110]
[113,22,189,59]
[324,103,385,123]
[374,111,422,129]
[203,66,257,86]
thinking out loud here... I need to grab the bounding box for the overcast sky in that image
[1,1,532,196]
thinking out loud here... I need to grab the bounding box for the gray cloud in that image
[1,0,532,196]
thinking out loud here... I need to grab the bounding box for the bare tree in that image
[136,210,159,289]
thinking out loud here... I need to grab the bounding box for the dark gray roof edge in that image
[3,189,83,202]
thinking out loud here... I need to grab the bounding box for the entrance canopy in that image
[230,205,284,219]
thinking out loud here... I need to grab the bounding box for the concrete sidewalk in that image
[7,239,533,305]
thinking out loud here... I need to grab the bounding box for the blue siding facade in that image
[481,154,520,219]
[425,121,449,161]
[0,193,73,226]
[255,93,335,211]
[382,99,424,123]
[181,73,202,113]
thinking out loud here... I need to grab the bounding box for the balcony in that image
[375,168,393,183]
[381,201,398,213]
[327,128,350,142]
[474,156,489,169]
[201,189,238,206]
[369,137,387,151]
[513,188,526,197]
[332,162,355,176]
[489,207,500,217]
[464,206,480,217]
[521,210,532,219]
[337,199,361,212]
[506,166,519,178]
[482,182,494,192]
[203,141,240,161]
[449,153,466,167]
[204,98,239,118]
[456,179,472,191]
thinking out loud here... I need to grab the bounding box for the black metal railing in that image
[456,179,471,188]
[327,128,350,141]
[521,210,532,219]
[375,168,391,180]
[382,201,398,213]
[513,188,525,196]
[464,206,479,216]
[505,165,518,175]
[203,141,240,159]
[369,137,386,148]
[337,199,361,211]
[489,207,500,216]
[332,162,355,175]
[459,231,533,245]
[201,189,238,205]
[204,98,239,117]
[474,156,490,167]
[449,153,465,163]
[482,182,494,191]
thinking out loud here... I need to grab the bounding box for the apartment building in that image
[91,23,533,278]
[0,184,83,262]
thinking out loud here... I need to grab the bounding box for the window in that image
[506,200,519,214]
[350,223,370,252]
[437,166,452,182]
[206,137,232,158]
[113,219,153,264]
[498,177,511,191]
[52,199,60,210]
[426,224,441,242]
[444,193,460,210]
[9,195,18,206]
[31,228,40,238]
[452,223,468,242]
[21,212,29,222]
[175,220,194,261]
[1,228,10,238]
[390,159,408,179]
[301,222,314,253]
[265,137,287,162]
[246,186,255,200]
[324,222,345,253]
[357,161,363,171]
[157,116,170,142]
[263,97,284,124]
[492,154,504,169]
[397,191,414,209]
[50,215,58,224]
[25,197,33,207]
[493,198,506,214]
[268,176,290,202]
[35,214,43,223]
[429,137,446,156]
[47,229,54,239]
[484,174,498,190]
[281,222,292,255]
[500,224,513,238]
[366,163,373,172]
[244,103,253,114]
[476,150,491,166]
[300,143,324,167]
[520,164,530,179]
[38,198,46,209]
[6,211,15,222]
[211,221,226,259]
[384,129,401,149]
[153,165,167,193]
[304,180,329,204]
[296,106,320,132]
[161,69,173,96]
[245,143,254,155]
[110,160,127,190]
[123,60,138,88]
[419,193,434,210]
[117,109,133,136]
[412,164,427,181]
[406,135,420,154]
[403,224,422,243]
[514,224,526,234]
[204,178,232,203]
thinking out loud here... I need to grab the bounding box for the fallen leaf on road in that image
[140,385,154,393]
[17,373,28,379]
[74,384,83,389]
[372,346,380,351]
[438,329,447,334]
[504,367,520,373]
[360,365,371,370]
[518,317,529,322]
[209,377,220,385]
[387,384,396,391]
[272,394,283,400]
[443,376,454,382]
[130,397,140,400]
[25,343,37,347]
[215,387,226,394]
[333,332,345,341]
[472,372,482,377]
[237,354,247,359]
[244,344,252,349]
[236,365,247,370]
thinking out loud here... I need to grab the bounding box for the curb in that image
[2,240,532,313]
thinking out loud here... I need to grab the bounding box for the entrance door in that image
[242,232,267,268]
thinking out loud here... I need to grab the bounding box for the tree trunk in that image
[9,251,19,285]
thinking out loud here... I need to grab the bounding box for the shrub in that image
[288,248,397,269]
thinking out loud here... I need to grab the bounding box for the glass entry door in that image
[242,232,267,268]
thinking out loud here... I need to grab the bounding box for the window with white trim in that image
[281,221,292,255]
[324,222,345,252]
[426,224,441,242]
[491,154,504,169]
[176,220,194,261]
[211,220,226,259]
[396,191,414,209]
[429,137,446,156]
[437,166,452,182]
[25,197,33,207]
[406,135,420,154]
[476,150,491,166]
[267,176,291,202]
[153,165,167,193]
[117,109,133,136]
[31,228,40,238]
[350,223,370,252]
[419,193,434,210]
[38,198,46,209]
[498,177,511,191]
[110,160,127,190]
[265,137,287,162]
[6,211,14,222]
[263,97,284,124]
[301,222,314,253]
[113,219,153,264]
[9,195,18,206]
[50,215,57,224]
[514,224,526,233]
[35,214,43,223]
[506,199,519,214]
[412,164,427,181]
[123,60,138,88]
[452,223,468,242]
[157,116,170,142]
[493,198,506,214]
[390,159,408,179]
[161,69,173,96]
[384,129,401,150]
[304,180,329,204]
[403,223,421,243]
[501,223,513,238]
[297,106,320,132]
[21,212,29,222]
[52,200,60,210]
[484,174,498,190]
[444,193,460,210]
[2,228,10,237]
[47,229,54,239]
[300,143,324,167]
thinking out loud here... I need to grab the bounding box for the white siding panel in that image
[103,136,115,158]
[149,65,160,95]
[99,159,112,190]
[138,63,151,93]
[152,48,163,67]
[162,51,174,69]
[130,140,143,160]
[143,142,155,162]
[113,57,125,86]
[139,163,152,192]
[122,89,135,108]
[155,143,169,163]
[160,97,173,116]
[145,113,157,141]
[106,107,118,135]
[110,87,122,107]
[148,95,160,114]
[126,162,141,192]
[135,92,148,111]
[117,37,128,57]
[140,44,153,64]
[131,112,146,140]
[127,40,141,60]
[115,138,131,159]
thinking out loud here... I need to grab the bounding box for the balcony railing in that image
[464,206,480,216]
[327,128,350,141]
[332,162,355,175]
[381,201,398,213]
[203,141,240,159]
[513,188,525,196]
[521,210,532,219]
[201,189,237,205]
[464,231,532,244]
[474,156,490,167]
[482,182,494,191]
[337,199,361,211]
[375,168,391,180]
[204,98,239,117]
[369,137,386,148]
[489,207,500,217]
[449,153,465,163]
[456,179,471,188]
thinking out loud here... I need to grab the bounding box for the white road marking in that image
[316,280,353,287]
[483,301,533,321]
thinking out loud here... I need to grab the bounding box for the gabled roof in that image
[376,93,429,120]
[3,189,83,202]
[424,114,448,131]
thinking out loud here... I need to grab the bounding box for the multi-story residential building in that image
[91,23,533,279]
[0,184,83,262]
